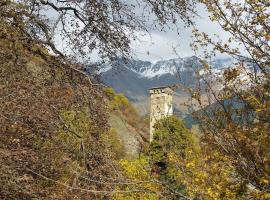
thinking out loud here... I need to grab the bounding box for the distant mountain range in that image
[88,56,237,116]
[98,57,232,96]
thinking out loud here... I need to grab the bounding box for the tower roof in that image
[149,86,173,94]
[149,86,171,90]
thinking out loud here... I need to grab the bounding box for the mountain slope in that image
[97,57,235,116]
[99,57,205,99]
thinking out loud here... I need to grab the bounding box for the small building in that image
[149,86,173,142]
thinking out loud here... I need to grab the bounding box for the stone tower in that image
[149,86,173,142]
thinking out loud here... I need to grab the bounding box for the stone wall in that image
[149,87,173,142]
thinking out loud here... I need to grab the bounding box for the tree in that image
[2,0,196,63]
[0,0,197,199]
[119,116,244,199]
[0,27,116,198]
[149,116,195,199]
[114,116,195,200]
[188,0,270,198]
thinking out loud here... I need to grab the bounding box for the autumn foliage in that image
[1,0,269,199]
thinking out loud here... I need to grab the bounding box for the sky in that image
[129,3,231,62]
[49,1,233,63]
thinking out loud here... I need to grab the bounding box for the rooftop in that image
[149,86,174,95]
[149,86,172,90]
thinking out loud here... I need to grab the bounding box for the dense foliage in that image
[189,1,270,198]
[0,19,120,198]
[117,116,250,199]
[0,0,194,199]
[1,0,269,199]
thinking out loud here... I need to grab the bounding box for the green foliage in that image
[115,117,197,199]
[113,93,129,110]
[153,116,194,149]
[104,87,116,100]
[55,109,93,165]
[105,87,129,110]
[149,116,195,198]
[150,116,194,167]
[118,116,246,199]
[105,87,149,139]
[114,156,160,200]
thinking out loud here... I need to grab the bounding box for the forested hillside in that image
[1,0,269,200]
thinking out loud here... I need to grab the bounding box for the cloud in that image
[130,3,234,62]
[49,1,235,62]
[130,29,194,62]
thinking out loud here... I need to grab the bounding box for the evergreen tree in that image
[149,116,195,199]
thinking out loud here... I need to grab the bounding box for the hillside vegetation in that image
[104,87,149,157]
[1,0,270,199]
[0,31,118,199]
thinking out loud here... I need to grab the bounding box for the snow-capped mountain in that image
[92,56,234,115]
[97,57,235,94]
[97,57,203,103]
[99,56,203,79]
[92,56,256,116]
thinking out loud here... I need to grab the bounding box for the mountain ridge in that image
[92,56,236,116]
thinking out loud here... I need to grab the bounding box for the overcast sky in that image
[129,3,231,62]
[50,1,233,63]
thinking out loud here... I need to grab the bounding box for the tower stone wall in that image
[149,86,173,142]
